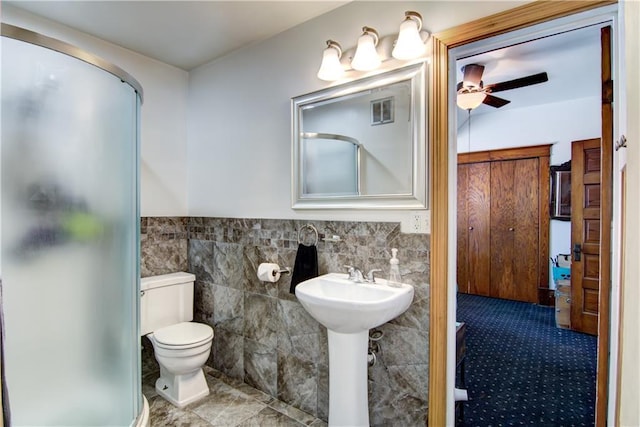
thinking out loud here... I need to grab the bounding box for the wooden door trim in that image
[596,24,613,426]
[428,1,616,426]
[538,154,551,302]
[458,144,551,165]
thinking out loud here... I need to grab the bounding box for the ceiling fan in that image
[456,63,549,110]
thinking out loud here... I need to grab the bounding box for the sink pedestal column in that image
[327,330,369,427]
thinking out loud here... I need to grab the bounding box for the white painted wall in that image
[618,1,640,424]
[187,1,527,227]
[2,4,190,216]
[457,96,601,287]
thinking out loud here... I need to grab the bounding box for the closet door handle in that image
[468,226,474,230]
[508,227,515,231]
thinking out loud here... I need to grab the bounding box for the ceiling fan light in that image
[392,11,426,60]
[457,92,486,110]
[317,40,344,81]
[352,27,381,71]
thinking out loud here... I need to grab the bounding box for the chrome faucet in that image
[345,266,383,284]
[345,265,365,283]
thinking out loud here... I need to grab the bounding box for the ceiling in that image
[455,24,602,123]
[5,1,349,70]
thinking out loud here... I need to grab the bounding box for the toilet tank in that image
[140,272,195,336]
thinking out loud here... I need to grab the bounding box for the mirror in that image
[550,161,571,220]
[291,63,427,209]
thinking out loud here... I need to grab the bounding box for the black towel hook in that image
[298,224,319,246]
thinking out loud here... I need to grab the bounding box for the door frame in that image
[427,1,618,426]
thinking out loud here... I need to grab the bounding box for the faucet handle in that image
[367,269,383,283]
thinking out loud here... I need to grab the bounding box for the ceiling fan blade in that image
[483,94,511,108]
[462,64,484,88]
[484,72,548,93]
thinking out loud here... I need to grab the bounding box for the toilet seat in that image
[153,322,213,349]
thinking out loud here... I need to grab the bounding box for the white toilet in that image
[140,272,214,408]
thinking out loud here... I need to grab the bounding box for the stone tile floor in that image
[144,366,327,427]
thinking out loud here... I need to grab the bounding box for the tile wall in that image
[141,216,430,426]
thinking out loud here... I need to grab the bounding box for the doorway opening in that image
[430,4,612,422]
[453,24,604,423]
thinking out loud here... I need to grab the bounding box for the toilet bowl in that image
[148,322,213,407]
[141,273,214,408]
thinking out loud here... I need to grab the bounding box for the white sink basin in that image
[295,272,414,334]
[296,272,414,426]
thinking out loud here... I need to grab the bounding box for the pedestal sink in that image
[295,273,414,427]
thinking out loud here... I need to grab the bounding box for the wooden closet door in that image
[457,162,491,296]
[457,164,470,293]
[490,158,539,303]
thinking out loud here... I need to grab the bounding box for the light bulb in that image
[392,13,426,60]
[457,92,486,110]
[317,40,344,81]
[351,27,381,71]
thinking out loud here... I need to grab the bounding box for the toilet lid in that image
[153,322,213,347]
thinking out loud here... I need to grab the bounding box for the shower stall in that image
[1,24,144,426]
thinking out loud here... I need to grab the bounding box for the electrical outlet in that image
[411,213,422,232]
[410,211,429,234]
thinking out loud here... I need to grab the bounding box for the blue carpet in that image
[457,293,597,426]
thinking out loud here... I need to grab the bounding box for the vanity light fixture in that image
[317,40,345,81]
[392,11,427,60]
[315,12,431,82]
[351,26,381,71]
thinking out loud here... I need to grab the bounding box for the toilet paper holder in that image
[257,262,291,283]
[274,267,291,276]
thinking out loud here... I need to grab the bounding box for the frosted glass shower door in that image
[1,33,140,426]
[302,136,359,196]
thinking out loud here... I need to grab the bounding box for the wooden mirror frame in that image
[427,1,617,426]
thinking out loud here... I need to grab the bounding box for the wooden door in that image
[490,158,539,303]
[570,138,601,335]
[596,25,613,427]
[457,162,491,296]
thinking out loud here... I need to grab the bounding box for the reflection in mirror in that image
[550,161,571,220]
[292,63,427,209]
[302,132,360,196]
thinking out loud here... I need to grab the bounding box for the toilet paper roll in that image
[257,263,280,282]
